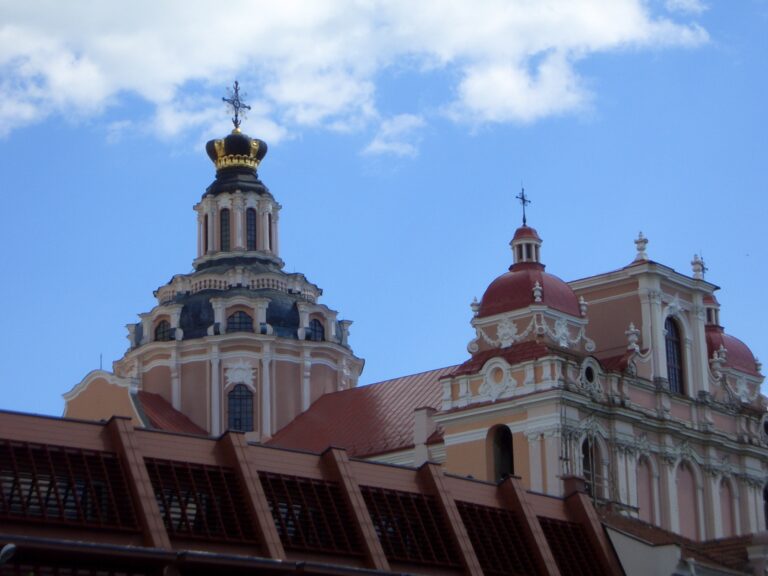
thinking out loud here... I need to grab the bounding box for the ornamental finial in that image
[515,186,531,226]
[634,231,648,261]
[222,81,251,131]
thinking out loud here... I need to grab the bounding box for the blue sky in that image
[0,1,766,416]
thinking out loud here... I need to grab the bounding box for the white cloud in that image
[0,0,709,152]
[665,0,708,16]
[363,114,425,157]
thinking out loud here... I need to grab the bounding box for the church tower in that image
[64,83,364,440]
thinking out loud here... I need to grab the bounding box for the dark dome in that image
[478,262,581,318]
[705,325,760,376]
[205,130,267,168]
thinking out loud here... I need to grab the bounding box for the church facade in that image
[63,116,767,547]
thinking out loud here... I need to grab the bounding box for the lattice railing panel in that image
[144,457,257,543]
[258,471,362,556]
[538,516,607,576]
[0,565,147,576]
[457,501,540,576]
[0,439,137,530]
[360,486,461,568]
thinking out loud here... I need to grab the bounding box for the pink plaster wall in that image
[628,387,656,409]
[181,361,208,432]
[670,400,692,422]
[143,366,171,402]
[712,412,737,434]
[311,364,337,403]
[274,361,301,432]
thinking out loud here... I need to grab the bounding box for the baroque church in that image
[52,92,768,573]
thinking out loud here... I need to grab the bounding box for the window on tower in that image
[220,208,231,251]
[228,384,253,432]
[246,208,257,250]
[665,317,684,394]
[306,318,325,342]
[154,320,173,342]
[491,426,514,481]
[227,311,254,333]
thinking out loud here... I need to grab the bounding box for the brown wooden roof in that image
[0,409,623,575]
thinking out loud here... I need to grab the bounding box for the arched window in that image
[582,437,599,497]
[267,213,273,251]
[246,208,257,250]
[665,317,684,394]
[227,311,253,333]
[154,320,172,342]
[492,426,514,481]
[720,479,735,537]
[676,462,698,539]
[306,318,325,342]
[228,384,253,432]
[220,208,231,252]
[637,457,654,524]
[763,484,768,530]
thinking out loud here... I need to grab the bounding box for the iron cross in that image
[515,187,531,226]
[222,81,251,130]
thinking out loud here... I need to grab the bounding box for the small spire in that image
[691,254,706,279]
[222,80,251,131]
[634,231,648,261]
[515,186,531,226]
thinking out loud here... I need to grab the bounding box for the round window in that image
[584,366,595,384]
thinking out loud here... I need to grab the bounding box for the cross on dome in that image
[515,186,531,226]
[222,80,251,131]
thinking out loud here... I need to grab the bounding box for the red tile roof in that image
[267,366,456,457]
[135,391,208,435]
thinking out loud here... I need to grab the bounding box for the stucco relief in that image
[225,360,256,389]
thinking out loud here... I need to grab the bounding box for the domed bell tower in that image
[63,82,364,441]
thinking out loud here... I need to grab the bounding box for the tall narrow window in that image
[763,484,768,530]
[306,318,325,342]
[665,317,684,394]
[582,438,598,497]
[227,311,253,333]
[246,208,257,250]
[228,384,253,432]
[267,213,273,252]
[220,208,231,252]
[203,215,209,253]
[154,320,172,342]
[492,426,513,481]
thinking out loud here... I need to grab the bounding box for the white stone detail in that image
[226,360,255,388]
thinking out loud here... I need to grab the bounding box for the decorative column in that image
[260,202,271,252]
[170,348,181,410]
[233,193,245,250]
[261,343,272,437]
[271,207,280,256]
[660,453,678,532]
[210,345,221,436]
[301,350,311,411]
[543,431,562,496]
[527,432,544,492]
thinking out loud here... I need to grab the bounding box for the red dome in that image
[512,225,541,241]
[706,325,760,376]
[703,294,720,306]
[478,262,581,318]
